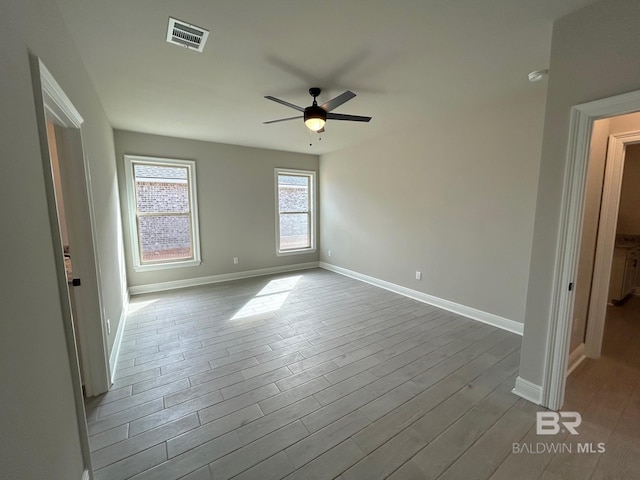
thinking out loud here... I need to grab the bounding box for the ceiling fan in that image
[263,87,372,132]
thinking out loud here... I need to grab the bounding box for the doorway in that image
[543,90,640,411]
[570,117,640,374]
[31,56,99,478]
[35,66,111,398]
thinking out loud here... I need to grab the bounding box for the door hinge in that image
[568,282,573,291]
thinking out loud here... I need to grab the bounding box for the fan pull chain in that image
[308,130,323,147]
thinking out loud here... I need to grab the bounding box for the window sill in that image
[276,248,316,257]
[133,259,201,272]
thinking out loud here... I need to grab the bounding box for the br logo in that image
[536,411,582,435]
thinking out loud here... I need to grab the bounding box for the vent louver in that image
[166,18,209,52]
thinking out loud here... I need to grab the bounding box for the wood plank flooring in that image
[84,268,637,479]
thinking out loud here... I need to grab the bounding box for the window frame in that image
[124,155,201,272]
[274,168,317,256]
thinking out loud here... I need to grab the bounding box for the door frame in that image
[34,57,111,396]
[543,89,640,410]
[30,55,111,477]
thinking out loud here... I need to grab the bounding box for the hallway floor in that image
[493,295,640,479]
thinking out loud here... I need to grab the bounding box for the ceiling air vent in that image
[166,17,209,53]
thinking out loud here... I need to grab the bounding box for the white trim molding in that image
[319,262,523,336]
[567,343,586,376]
[129,262,320,295]
[81,469,90,480]
[39,61,83,128]
[512,376,543,406]
[109,293,129,384]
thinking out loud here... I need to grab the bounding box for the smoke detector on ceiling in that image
[528,69,549,82]
[166,17,209,53]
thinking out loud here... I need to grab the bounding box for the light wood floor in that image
[84,269,639,479]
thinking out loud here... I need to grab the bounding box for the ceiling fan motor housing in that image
[305,87,326,122]
[304,104,326,122]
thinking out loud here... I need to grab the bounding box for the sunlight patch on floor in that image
[231,275,302,320]
[127,298,158,315]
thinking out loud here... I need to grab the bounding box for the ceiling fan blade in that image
[263,115,303,124]
[264,96,305,112]
[321,91,356,111]
[326,112,372,122]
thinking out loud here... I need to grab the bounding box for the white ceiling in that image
[54,0,596,155]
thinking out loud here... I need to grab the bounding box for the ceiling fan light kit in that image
[264,87,371,135]
[304,110,326,132]
[303,88,327,131]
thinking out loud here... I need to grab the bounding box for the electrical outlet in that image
[415,271,422,280]
[106,319,111,335]
[233,257,239,264]
[328,250,332,257]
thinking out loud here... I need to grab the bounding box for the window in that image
[124,155,201,271]
[275,168,316,255]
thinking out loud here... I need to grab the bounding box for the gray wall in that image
[114,130,319,288]
[0,0,127,478]
[521,0,640,386]
[320,88,545,323]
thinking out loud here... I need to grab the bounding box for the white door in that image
[46,122,87,387]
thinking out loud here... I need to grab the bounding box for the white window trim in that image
[275,168,317,256]
[124,155,201,272]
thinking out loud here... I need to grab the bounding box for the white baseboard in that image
[109,291,129,385]
[512,376,543,405]
[128,262,320,295]
[319,262,523,336]
[566,343,586,376]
